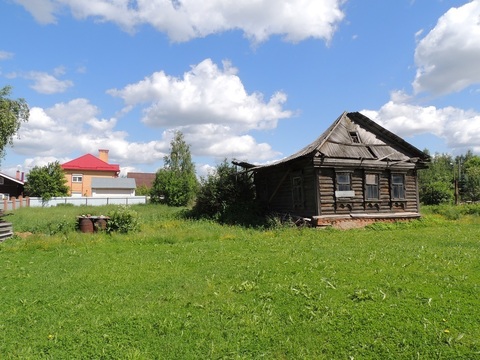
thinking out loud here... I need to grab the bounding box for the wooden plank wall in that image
[255,160,317,217]
[256,164,420,217]
[319,168,419,215]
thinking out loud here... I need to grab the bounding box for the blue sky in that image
[1,0,480,178]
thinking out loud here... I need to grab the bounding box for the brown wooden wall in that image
[254,159,317,217]
[255,162,420,218]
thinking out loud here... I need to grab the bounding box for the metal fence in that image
[1,196,147,211]
[29,196,148,207]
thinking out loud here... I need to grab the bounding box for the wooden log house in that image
[236,112,430,226]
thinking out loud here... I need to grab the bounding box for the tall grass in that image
[1,205,479,359]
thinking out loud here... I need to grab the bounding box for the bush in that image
[420,181,453,205]
[190,160,263,226]
[106,206,140,234]
[150,169,197,206]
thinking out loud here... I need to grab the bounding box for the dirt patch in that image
[15,232,33,239]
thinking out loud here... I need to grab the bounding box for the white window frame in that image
[72,174,83,183]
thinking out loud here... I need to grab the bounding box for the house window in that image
[336,173,351,191]
[349,131,360,143]
[72,174,83,183]
[292,176,304,208]
[0,177,3,185]
[365,174,379,200]
[391,174,405,199]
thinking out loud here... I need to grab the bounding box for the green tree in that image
[463,155,480,202]
[191,159,259,225]
[150,131,197,206]
[418,151,454,205]
[0,85,29,163]
[25,161,69,202]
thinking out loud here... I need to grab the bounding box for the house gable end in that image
[315,112,430,163]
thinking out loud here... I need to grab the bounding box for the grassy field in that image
[1,204,479,359]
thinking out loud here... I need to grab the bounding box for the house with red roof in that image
[61,149,120,197]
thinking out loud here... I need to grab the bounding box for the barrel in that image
[95,218,107,231]
[79,218,94,233]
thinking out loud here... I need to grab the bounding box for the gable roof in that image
[91,177,136,189]
[0,172,25,185]
[248,111,430,169]
[61,154,120,173]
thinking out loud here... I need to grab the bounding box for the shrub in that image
[190,159,262,226]
[420,181,453,205]
[106,206,140,234]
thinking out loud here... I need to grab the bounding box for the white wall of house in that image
[91,188,135,197]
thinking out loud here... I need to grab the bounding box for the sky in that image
[1,0,480,178]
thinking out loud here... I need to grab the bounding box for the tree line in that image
[419,149,480,205]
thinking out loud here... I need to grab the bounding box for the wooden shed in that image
[238,112,430,227]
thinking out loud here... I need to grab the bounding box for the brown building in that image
[237,112,430,226]
[127,172,156,189]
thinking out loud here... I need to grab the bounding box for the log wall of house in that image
[318,168,419,215]
[255,163,420,218]
[318,168,335,215]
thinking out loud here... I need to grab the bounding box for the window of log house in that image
[349,131,360,143]
[336,172,351,191]
[365,173,379,200]
[391,174,405,199]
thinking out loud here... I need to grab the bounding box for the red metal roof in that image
[61,154,120,173]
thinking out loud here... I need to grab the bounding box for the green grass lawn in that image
[1,205,479,359]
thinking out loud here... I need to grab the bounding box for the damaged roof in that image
[242,111,430,170]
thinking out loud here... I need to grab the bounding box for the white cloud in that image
[25,70,74,94]
[108,59,293,131]
[12,59,289,173]
[108,58,289,162]
[0,51,14,60]
[362,91,480,153]
[13,0,59,24]
[413,0,480,95]
[14,0,345,44]
[13,99,169,168]
[181,124,281,161]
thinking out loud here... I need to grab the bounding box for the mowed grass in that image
[1,205,479,359]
